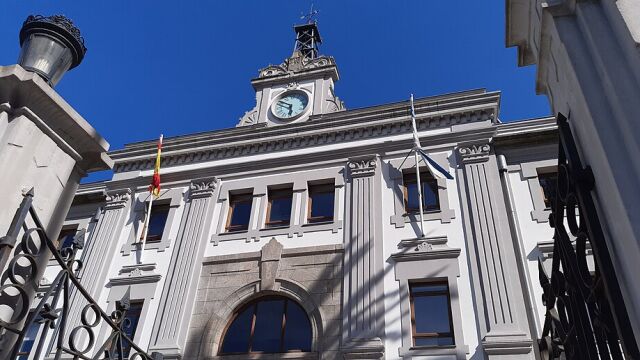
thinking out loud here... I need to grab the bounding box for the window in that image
[220,297,312,355]
[17,318,41,360]
[144,203,170,243]
[226,193,253,232]
[403,171,440,213]
[266,188,293,228]
[119,301,143,358]
[410,281,454,347]
[307,183,334,223]
[538,172,558,209]
[57,225,78,250]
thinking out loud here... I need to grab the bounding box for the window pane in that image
[413,294,451,334]
[251,299,285,352]
[411,284,448,293]
[18,321,41,359]
[57,226,77,250]
[268,197,292,225]
[310,190,334,220]
[221,305,255,354]
[538,173,558,209]
[283,300,312,351]
[422,181,439,210]
[415,336,454,347]
[121,301,143,357]
[406,182,419,210]
[147,205,169,241]
[229,201,252,230]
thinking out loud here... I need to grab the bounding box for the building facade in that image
[30,23,562,360]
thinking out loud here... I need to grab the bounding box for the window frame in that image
[307,183,335,224]
[120,300,144,358]
[409,281,455,348]
[219,296,312,355]
[265,188,293,228]
[537,171,557,210]
[226,193,254,232]
[402,171,440,214]
[143,203,171,243]
[519,160,558,223]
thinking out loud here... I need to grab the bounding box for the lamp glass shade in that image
[18,33,74,86]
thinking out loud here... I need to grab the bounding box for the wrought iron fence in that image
[538,114,640,359]
[0,189,162,360]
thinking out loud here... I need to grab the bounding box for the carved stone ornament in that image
[347,156,377,178]
[104,189,131,210]
[258,55,336,78]
[238,108,258,126]
[326,85,345,113]
[458,143,491,162]
[189,177,217,199]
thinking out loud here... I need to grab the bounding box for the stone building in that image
[30,22,562,359]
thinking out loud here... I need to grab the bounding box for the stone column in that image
[341,155,385,359]
[456,142,534,358]
[149,178,218,359]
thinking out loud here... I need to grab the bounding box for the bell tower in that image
[237,19,344,127]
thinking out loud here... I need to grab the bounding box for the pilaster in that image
[456,142,534,358]
[53,188,132,356]
[148,177,218,359]
[341,155,385,359]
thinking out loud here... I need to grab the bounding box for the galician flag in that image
[149,134,163,197]
[410,95,454,180]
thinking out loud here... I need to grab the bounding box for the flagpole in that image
[138,195,154,264]
[138,134,163,264]
[410,94,426,238]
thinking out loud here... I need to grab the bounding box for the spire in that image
[293,6,321,60]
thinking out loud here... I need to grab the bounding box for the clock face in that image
[271,91,309,120]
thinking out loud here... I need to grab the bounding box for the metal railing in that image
[538,114,639,359]
[0,189,162,360]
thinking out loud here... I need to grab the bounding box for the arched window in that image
[220,296,312,355]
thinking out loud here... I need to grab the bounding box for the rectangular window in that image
[119,301,143,358]
[144,203,170,243]
[410,281,454,347]
[403,171,440,213]
[538,172,558,209]
[308,183,335,223]
[57,225,78,250]
[266,188,293,228]
[226,193,253,232]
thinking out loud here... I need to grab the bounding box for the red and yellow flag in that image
[149,134,163,197]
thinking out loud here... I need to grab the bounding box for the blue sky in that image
[0,1,549,182]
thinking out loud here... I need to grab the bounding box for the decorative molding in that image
[392,236,461,262]
[259,238,283,291]
[104,188,131,210]
[326,85,345,113]
[347,156,377,178]
[457,142,491,162]
[258,55,337,78]
[110,91,500,173]
[109,263,162,286]
[189,177,217,199]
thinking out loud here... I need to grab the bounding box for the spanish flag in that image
[149,134,163,197]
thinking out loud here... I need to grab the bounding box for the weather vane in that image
[300,3,319,24]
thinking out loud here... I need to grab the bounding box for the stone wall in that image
[184,239,343,360]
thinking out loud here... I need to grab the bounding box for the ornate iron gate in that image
[538,114,640,359]
[0,189,162,360]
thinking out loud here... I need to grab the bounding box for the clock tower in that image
[238,21,344,127]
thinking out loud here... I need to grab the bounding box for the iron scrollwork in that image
[0,189,162,359]
[538,114,639,359]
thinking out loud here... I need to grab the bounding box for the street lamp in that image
[17,15,87,86]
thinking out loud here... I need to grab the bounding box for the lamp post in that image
[17,15,87,86]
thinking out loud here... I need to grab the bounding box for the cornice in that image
[110,90,500,173]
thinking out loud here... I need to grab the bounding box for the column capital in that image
[189,177,217,199]
[347,155,378,178]
[457,142,492,163]
[104,188,131,210]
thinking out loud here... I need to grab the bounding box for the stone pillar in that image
[456,142,534,358]
[52,188,132,355]
[149,177,218,359]
[341,155,384,359]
